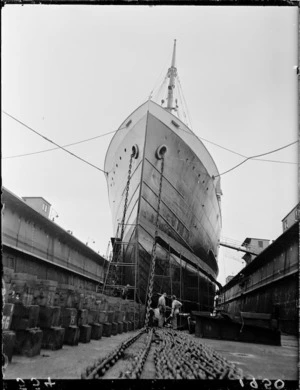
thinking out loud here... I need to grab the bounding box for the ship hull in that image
[105,101,222,311]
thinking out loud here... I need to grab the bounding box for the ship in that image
[104,40,222,312]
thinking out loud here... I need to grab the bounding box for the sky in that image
[2,5,298,285]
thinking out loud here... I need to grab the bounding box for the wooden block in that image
[107,311,114,323]
[2,303,14,331]
[42,327,65,350]
[14,328,43,357]
[52,306,61,327]
[64,325,80,346]
[87,310,99,325]
[60,308,77,327]
[79,325,92,343]
[111,322,118,336]
[122,321,128,333]
[33,290,56,307]
[119,311,125,322]
[38,306,61,328]
[91,323,103,340]
[102,323,112,337]
[10,304,40,330]
[27,305,40,328]
[77,309,88,326]
[3,267,14,283]
[113,311,120,323]
[126,311,134,322]
[3,330,16,363]
[98,311,107,324]
[117,321,123,334]
[10,302,27,318]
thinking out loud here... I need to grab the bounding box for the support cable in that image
[214,140,298,177]
[2,110,108,174]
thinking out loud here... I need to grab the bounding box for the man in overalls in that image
[170,295,182,330]
[157,292,167,328]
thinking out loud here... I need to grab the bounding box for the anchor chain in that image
[144,156,165,327]
[120,152,134,242]
[105,152,134,292]
[82,327,146,379]
[82,327,244,380]
[153,329,244,380]
[121,328,154,379]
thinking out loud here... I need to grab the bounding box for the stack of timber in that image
[38,306,65,350]
[2,266,145,365]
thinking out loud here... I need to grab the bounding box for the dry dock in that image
[3,330,298,381]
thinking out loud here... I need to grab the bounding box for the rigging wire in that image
[2,111,127,160]
[148,53,171,100]
[177,75,193,129]
[2,110,108,174]
[3,110,297,170]
[214,140,298,177]
[176,77,189,126]
[153,74,169,103]
[177,125,298,167]
[2,125,127,160]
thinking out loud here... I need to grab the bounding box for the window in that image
[258,240,263,248]
[42,203,48,212]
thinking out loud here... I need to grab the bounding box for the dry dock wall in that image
[2,187,107,291]
[217,222,299,335]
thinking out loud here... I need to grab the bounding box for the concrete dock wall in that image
[217,222,299,335]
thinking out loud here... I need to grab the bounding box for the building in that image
[241,238,270,265]
[2,187,108,291]
[281,203,300,232]
[22,196,52,219]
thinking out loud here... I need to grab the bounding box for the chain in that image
[144,156,165,327]
[82,328,146,379]
[120,152,134,242]
[121,328,154,379]
[83,327,245,380]
[103,152,134,293]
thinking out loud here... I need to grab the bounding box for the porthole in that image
[156,145,167,160]
[131,144,139,159]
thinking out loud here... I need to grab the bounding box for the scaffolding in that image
[102,223,141,329]
[149,240,216,313]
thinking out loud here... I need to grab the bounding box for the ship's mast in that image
[166,39,177,112]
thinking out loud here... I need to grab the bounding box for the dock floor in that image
[3,331,298,380]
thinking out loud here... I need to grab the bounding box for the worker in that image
[121,284,130,300]
[170,295,182,330]
[157,292,167,328]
